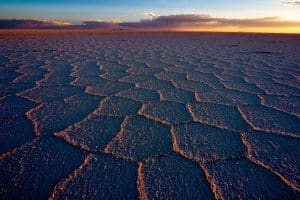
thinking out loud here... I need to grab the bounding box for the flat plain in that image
[0,31,299,199]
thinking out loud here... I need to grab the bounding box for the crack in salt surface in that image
[49,154,94,200]
[241,131,300,193]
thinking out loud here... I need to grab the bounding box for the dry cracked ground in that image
[0,31,300,200]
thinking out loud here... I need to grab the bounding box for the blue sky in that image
[0,0,300,22]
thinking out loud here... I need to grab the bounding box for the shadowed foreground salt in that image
[0,31,299,199]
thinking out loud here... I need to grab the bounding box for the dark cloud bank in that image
[1,14,300,30]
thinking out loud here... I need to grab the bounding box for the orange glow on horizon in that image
[175,26,300,34]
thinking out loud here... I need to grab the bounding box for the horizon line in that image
[1,29,300,35]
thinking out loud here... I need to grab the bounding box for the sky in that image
[0,0,300,33]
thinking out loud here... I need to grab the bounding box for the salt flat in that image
[0,31,299,199]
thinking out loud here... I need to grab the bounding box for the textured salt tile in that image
[195,65,223,74]
[37,74,75,87]
[27,94,102,136]
[98,61,122,69]
[173,123,245,162]
[0,55,9,67]
[133,59,151,66]
[41,63,73,74]
[140,101,192,124]
[273,78,300,90]
[136,79,175,90]
[116,87,160,103]
[13,69,46,83]
[172,79,211,92]
[55,116,123,151]
[216,74,245,82]
[71,61,102,77]
[126,66,162,75]
[246,132,300,187]
[105,116,172,160]
[13,65,50,80]
[267,70,295,80]
[71,76,108,87]
[100,63,129,72]
[18,86,83,103]
[238,105,300,136]
[162,59,188,67]
[146,60,174,69]
[243,69,273,79]
[53,154,137,200]
[0,137,85,199]
[187,71,225,89]
[0,67,21,83]
[155,71,187,81]
[255,80,300,96]
[207,159,296,200]
[221,69,245,77]
[196,88,260,106]
[94,96,142,117]
[39,62,73,74]
[17,64,47,76]
[159,88,197,103]
[119,74,156,84]
[188,102,250,132]
[140,154,213,200]
[259,95,300,117]
[0,83,35,98]
[222,80,264,94]
[85,81,132,96]
[0,95,36,117]
[124,60,149,68]
[0,117,35,154]
[100,71,129,81]
[164,66,195,74]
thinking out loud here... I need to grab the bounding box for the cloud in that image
[0,19,72,29]
[121,15,300,30]
[42,19,72,26]
[283,1,300,6]
[0,14,300,31]
[144,12,157,19]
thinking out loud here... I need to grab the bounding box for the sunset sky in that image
[1,0,300,33]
